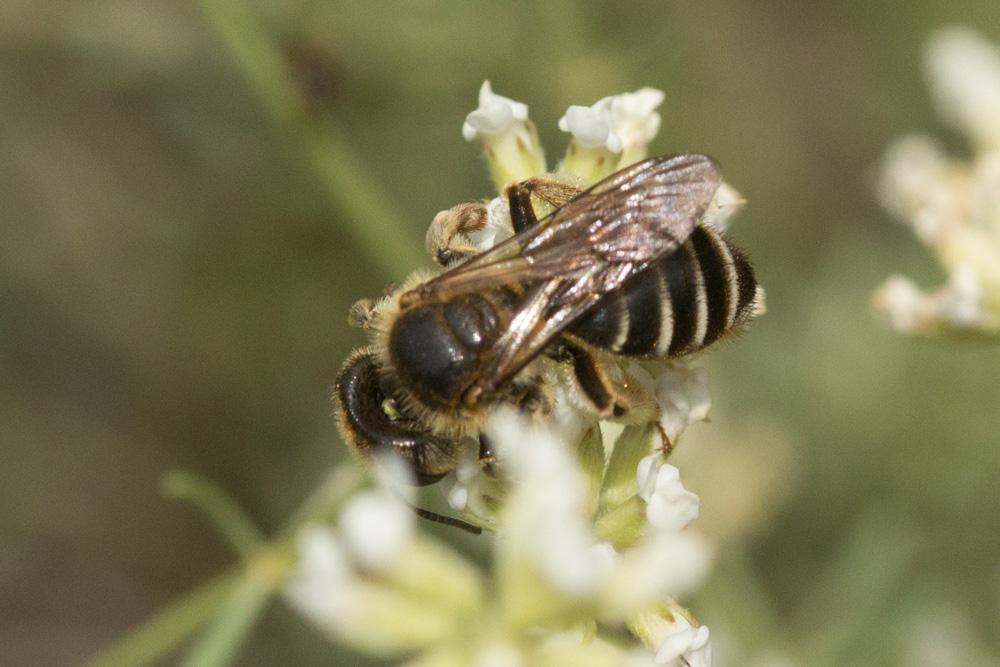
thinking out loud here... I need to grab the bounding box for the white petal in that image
[462,81,529,141]
[606,532,712,613]
[926,28,1000,148]
[489,411,612,596]
[559,88,664,156]
[474,642,525,667]
[466,195,515,252]
[285,525,351,624]
[636,453,661,502]
[701,181,746,232]
[339,489,414,570]
[559,104,615,150]
[653,364,712,442]
[646,464,701,531]
[608,88,665,152]
[654,618,713,667]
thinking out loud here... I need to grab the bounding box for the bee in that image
[335,154,759,491]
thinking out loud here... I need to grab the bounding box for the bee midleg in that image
[505,181,539,233]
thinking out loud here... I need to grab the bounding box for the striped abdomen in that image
[571,224,757,358]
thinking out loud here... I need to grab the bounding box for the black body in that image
[387,291,515,412]
[334,155,759,496]
[572,224,757,357]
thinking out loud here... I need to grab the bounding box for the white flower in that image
[473,642,525,667]
[285,525,352,625]
[463,81,530,141]
[558,88,666,181]
[558,88,665,156]
[627,362,712,446]
[926,28,1000,150]
[655,618,712,667]
[463,81,546,190]
[339,488,414,570]
[493,412,614,596]
[877,136,955,244]
[465,194,516,252]
[636,457,701,531]
[874,29,1000,339]
[604,532,712,615]
[559,104,624,152]
[873,264,995,335]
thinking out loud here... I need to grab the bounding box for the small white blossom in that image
[443,445,504,529]
[873,265,995,335]
[473,642,525,667]
[874,28,1000,339]
[465,194,515,252]
[877,136,954,244]
[463,81,530,142]
[559,88,665,156]
[626,362,712,446]
[559,104,624,152]
[559,88,666,181]
[285,525,352,625]
[493,412,614,596]
[605,532,712,615]
[655,617,712,667]
[926,28,1000,150]
[636,457,701,531]
[463,81,546,190]
[339,488,414,570]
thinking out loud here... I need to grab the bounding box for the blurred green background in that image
[2,1,999,665]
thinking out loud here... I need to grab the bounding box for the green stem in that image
[162,470,263,557]
[84,572,237,667]
[199,0,424,280]
[278,465,365,537]
[181,550,291,667]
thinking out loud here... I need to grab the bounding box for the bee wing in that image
[424,153,723,392]
[412,154,721,301]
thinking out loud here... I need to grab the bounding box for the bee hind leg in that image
[562,341,661,424]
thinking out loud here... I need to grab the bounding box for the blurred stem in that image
[85,572,237,667]
[794,509,921,666]
[181,549,291,667]
[200,0,424,280]
[278,465,365,537]
[162,470,263,557]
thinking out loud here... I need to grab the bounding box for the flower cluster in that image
[287,415,713,667]
[285,82,762,665]
[873,28,1000,339]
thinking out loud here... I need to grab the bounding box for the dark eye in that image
[435,248,454,266]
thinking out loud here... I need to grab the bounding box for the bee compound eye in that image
[336,350,459,486]
[435,248,453,266]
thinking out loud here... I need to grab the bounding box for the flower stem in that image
[199,0,424,280]
[180,567,277,667]
[162,470,263,557]
[84,572,238,667]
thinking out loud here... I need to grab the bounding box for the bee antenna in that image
[408,504,483,535]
